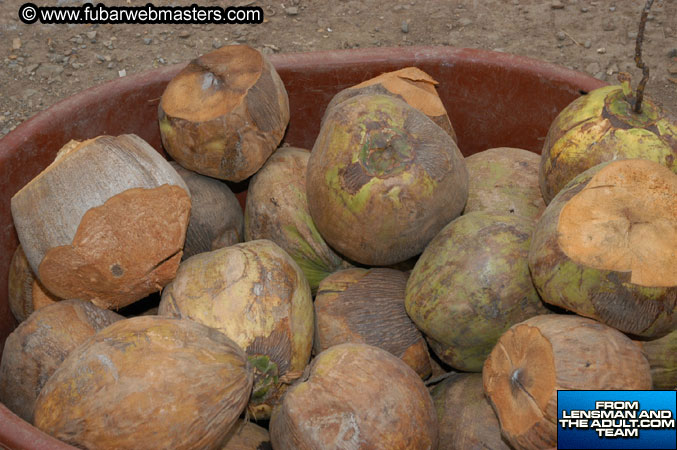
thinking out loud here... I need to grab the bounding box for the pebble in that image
[580,6,589,12]
[212,40,222,49]
[606,63,618,75]
[609,6,615,12]
[602,20,615,31]
[144,38,152,45]
[285,6,298,15]
[459,18,472,27]
[25,63,39,73]
[628,31,638,39]
[96,54,105,61]
[86,31,97,40]
[22,89,37,99]
[668,64,677,75]
[551,1,564,9]
[12,38,21,50]
[107,62,114,69]
[178,30,191,38]
[586,62,600,74]
[35,63,64,78]
[401,21,409,33]
[118,69,126,77]
[72,35,83,44]
[584,40,591,48]
[597,47,606,54]
[556,31,566,41]
[158,57,167,64]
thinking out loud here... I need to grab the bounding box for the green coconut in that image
[637,330,677,389]
[307,93,468,266]
[464,147,546,221]
[529,159,677,338]
[539,81,677,204]
[405,211,548,371]
[244,146,351,292]
[159,239,313,420]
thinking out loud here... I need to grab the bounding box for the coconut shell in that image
[540,84,677,204]
[222,420,271,450]
[307,93,468,266]
[10,134,191,310]
[0,299,123,423]
[406,212,548,371]
[313,268,431,378]
[431,373,510,450]
[529,159,677,338]
[244,146,351,291]
[34,316,253,450]
[159,239,313,420]
[159,45,289,182]
[324,67,457,142]
[638,330,677,389]
[8,245,60,323]
[170,162,243,259]
[464,147,545,221]
[483,314,651,450]
[270,343,438,450]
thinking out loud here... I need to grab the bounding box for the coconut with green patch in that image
[405,211,548,371]
[635,331,677,390]
[244,146,351,292]
[307,93,468,266]
[464,147,545,221]
[529,159,677,338]
[159,239,313,420]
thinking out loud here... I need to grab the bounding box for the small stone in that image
[107,62,114,69]
[86,31,97,40]
[285,6,298,15]
[158,57,167,64]
[118,69,126,77]
[556,31,566,41]
[35,63,64,78]
[584,40,591,48]
[606,63,618,75]
[551,1,564,9]
[25,63,39,73]
[668,64,677,75]
[597,47,606,54]
[580,6,589,12]
[178,30,191,38]
[647,14,654,21]
[609,6,615,11]
[261,47,274,55]
[586,62,601,74]
[628,31,638,39]
[22,89,37,99]
[212,40,221,49]
[96,54,105,61]
[459,18,472,27]
[401,21,409,33]
[73,35,83,44]
[602,20,615,31]
[143,38,152,45]
[12,38,21,50]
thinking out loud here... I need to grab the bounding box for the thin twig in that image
[633,0,654,113]
[563,30,582,47]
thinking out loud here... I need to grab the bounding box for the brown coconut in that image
[529,159,677,338]
[10,135,191,310]
[170,162,244,259]
[325,67,457,142]
[430,373,510,450]
[464,147,546,221]
[8,245,60,323]
[270,343,438,450]
[483,314,652,450]
[159,45,289,182]
[34,316,253,450]
[0,299,123,423]
[159,239,313,420]
[244,146,351,292]
[313,268,431,378]
[222,420,271,450]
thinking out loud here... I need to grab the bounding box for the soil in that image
[0,0,676,139]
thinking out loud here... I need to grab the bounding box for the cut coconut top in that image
[351,67,447,117]
[160,45,263,123]
[557,159,676,287]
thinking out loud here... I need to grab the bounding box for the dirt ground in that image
[0,0,675,139]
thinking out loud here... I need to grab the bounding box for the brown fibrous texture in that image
[8,245,60,323]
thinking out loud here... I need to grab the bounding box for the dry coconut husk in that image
[10,135,191,310]
[7,245,60,323]
[159,45,289,182]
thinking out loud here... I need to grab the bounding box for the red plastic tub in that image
[0,46,605,449]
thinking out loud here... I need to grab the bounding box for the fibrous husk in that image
[170,162,243,259]
[34,316,253,450]
[464,147,546,221]
[307,94,468,266]
[483,314,651,450]
[430,373,510,450]
[10,134,191,310]
[325,67,457,142]
[529,159,677,338]
[636,330,677,389]
[244,146,351,292]
[539,84,677,204]
[221,420,270,450]
[270,343,438,450]
[159,45,289,182]
[159,239,313,419]
[405,212,548,371]
[8,245,60,323]
[0,299,122,423]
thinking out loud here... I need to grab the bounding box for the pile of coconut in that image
[1,43,676,450]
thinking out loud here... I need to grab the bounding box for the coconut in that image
[159,45,289,182]
[10,135,191,310]
[529,159,677,338]
[159,239,313,420]
[483,315,651,450]
[0,299,123,423]
[313,268,431,378]
[307,93,468,266]
[270,343,438,450]
[222,420,270,450]
[170,162,243,259]
[8,245,60,322]
[34,316,253,450]
[430,373,510,450]
[324,67,457,141]
[405,211,548,371]
[636,330,677,389]
[244,146,351,291]
[464,147,545,221]
[539,82,677,204]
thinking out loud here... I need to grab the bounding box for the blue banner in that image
[558,390,677,449]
